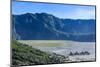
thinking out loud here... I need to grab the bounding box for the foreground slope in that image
[12,40,67,66]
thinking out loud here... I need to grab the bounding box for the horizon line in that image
[12,12,96,20]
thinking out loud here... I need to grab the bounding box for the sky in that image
[12,1,96,19]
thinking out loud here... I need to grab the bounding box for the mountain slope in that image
[12,40,67,66]
[12,13,96,42]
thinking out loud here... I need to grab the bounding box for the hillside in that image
[12,40,67,66]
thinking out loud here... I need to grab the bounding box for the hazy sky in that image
[12,1,95,19]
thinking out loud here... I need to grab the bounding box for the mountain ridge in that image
[12,13,96,42]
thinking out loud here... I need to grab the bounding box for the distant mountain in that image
[12,13,96,42]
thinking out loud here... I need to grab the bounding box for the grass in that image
[12,40,67,66]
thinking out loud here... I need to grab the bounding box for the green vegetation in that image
[12,40,67,66]
[18,40,64,47]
